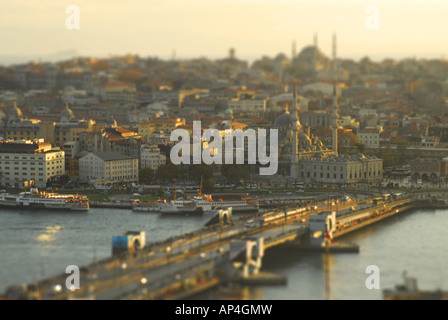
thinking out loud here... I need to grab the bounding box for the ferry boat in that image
[159,194,259,215]
[132,199,159,212]
[0,188,89,211]
[193,195,259,213]
[159,177,259,215]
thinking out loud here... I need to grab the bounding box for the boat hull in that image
[0,202,89,211]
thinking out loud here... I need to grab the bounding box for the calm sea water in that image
[1,207,447,299]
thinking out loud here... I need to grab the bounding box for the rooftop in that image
[91,152,137,161]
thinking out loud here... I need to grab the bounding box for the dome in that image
[9,103,23,118]
[297,46,327,61]
[61,103,75,122]
[274,113,292,127]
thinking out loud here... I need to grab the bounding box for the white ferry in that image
[159,177,259,215]
[0,188,89,211]
[132,199,159,212]
[159,195,259,215]
[193,195,259,213]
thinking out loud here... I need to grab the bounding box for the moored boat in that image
[0,188,89,211]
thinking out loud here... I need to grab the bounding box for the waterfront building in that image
[0,139,65,188]
[79,152,138,187]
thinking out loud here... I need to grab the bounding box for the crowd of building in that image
[1,35,448,189]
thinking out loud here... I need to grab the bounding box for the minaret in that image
[331,84,339,128]
[314,33,318,48]
[290,85,300,178]
[332,33,337,63]
[292,40,297,60]
[331,84,339,155]
[332,32,337,79]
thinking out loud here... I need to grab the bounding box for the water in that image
[1,207,447,299]
[0,208,203,293]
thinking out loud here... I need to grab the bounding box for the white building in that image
[227,99,266,114]
[357,128,380,148]
[140,145,166,171]
[0,139,65,188]
[79,152,139,186]
[358,108,377,119]
[301,153,383,185]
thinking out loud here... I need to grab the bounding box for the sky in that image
[1,0,447,65]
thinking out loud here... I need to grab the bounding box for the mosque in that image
[273,85,383,186]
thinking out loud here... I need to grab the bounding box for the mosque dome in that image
[9,103,23,118]
[61,103,74,122]
[274,113,292,128]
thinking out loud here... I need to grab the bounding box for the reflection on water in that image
[36,225,63,243]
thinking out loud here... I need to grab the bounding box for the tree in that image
[203,178,216,193]
[221,165,249,183]
[355,142,365,153]
[381,144,396,168]
[139,167,154,184]
[156,163,180,182]
[190,164,213,182]
[397,141,408,165]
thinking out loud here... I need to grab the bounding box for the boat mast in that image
[199,175,203,198]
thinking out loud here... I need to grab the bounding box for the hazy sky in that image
[1,0,447,63]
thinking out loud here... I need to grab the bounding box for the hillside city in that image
[1,39,448,197]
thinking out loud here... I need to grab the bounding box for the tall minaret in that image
[332,32,337,79]
[331,84,339,128]
[332,33,337,62]
[291,85,300,178]
[292,40,297,60]
[313,33,318,48]
[331,84,339,155]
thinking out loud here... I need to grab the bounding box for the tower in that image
[331,84,339,155]
[290,85,300,178]
[229,48,235,60]
[314,33,318,48]
[332,32,337,63]
[331,84,339,128]
[332,32,337,79]
[292,40,297,60]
